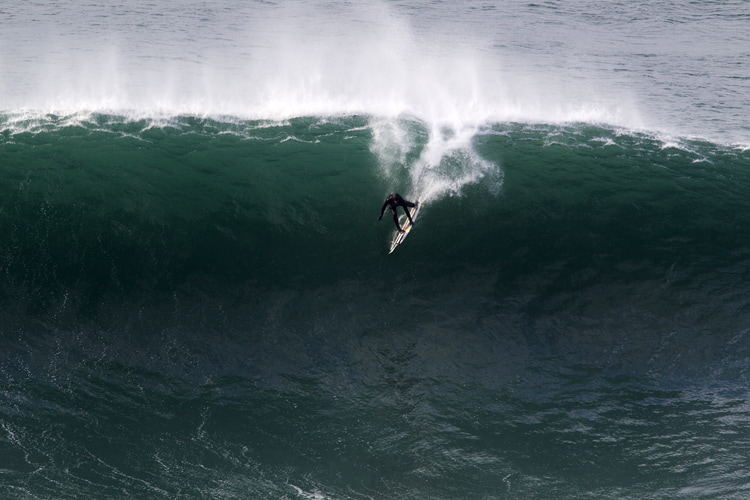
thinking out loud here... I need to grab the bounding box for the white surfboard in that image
[389,201,421,254]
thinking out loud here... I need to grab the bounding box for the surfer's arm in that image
[378,201,388,220]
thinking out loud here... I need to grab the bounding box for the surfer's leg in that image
[401,200,416,224]
[403,207,414,225]
[392,211,404,233]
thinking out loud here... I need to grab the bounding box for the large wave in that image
[2,113,749,499]
[3,2,750,498]
[2,113,748,311]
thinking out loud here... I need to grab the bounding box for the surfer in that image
[378,193,417,233]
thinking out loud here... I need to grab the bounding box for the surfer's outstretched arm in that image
[378,201,389,221]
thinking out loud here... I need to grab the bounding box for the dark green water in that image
[1,114,749,499]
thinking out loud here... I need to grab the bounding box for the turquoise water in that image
[2,1,750,499]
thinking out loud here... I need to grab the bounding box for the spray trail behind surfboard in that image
[370,117,503,208]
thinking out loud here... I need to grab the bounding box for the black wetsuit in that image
[378,193,416,233]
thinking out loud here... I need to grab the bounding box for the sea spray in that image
[0,0,649,133]
[370,116,502,203]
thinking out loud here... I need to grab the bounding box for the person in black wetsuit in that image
[378,193,417,233]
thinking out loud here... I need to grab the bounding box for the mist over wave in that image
[5,0,749,145]
[2,0,649,132]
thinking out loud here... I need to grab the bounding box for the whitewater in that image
[4,0,748,140]
[2,1,750,499]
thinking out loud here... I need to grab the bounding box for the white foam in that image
[289,484,333,500]
[11,0,727,199]
[370,117,503,203]
[0,1,644,132]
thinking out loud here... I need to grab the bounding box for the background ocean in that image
[2,1,750,499]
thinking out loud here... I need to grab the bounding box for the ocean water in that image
[1,1,750,499]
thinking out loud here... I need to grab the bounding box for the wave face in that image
[1,113,749,499]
